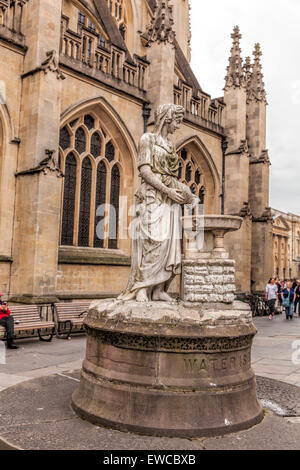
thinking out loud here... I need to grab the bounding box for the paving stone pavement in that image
[0,313,299,450]
[252,314,300,386]
[0,371,299,450]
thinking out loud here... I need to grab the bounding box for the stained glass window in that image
[108,165,120,249]
[75,127,86,154]
[60,116,121,249]
[199,186,205,205]
[61,153,77,246]
[91,132,102,158]
[78,157,92,247]
[185,163,192,183]
[181,148,188,161]
[178,147,206,211]
[84,114,95,130]
[70,118,79,128]
[195,169,201,185]
[94,161,107,248]
[105,141,115,162]
[59,126,70,150]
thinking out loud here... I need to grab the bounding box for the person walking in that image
[0,293,18,349]
[282,280,296,320]
[275,277,283,313]
[294,281,300,317]
[265,278,278,320]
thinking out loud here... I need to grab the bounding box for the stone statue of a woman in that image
[120,104,198,302]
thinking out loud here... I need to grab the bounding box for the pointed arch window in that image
[195,169,201,185]
[84,114,95,130]
[78,157,92,247]
[59,127,70,150]
[178,147,206,211]
[185,163,192,183]
[59,114,122,250]
[75,127,86,154]
[61,153,77,246]
[91,132,102,158]
[94,161,107,248]
[199,186,205,205]
[105,141,115,162]
[108,165,120,249]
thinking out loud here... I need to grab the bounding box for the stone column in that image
[245,44,272,293]
[10,0,64,303]
[142,0,176,116]
[223,27,252,294]
[146,42,175,113]
[251,215,273,292]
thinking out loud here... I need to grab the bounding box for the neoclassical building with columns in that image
[271,210,300,281]
[0,0,279,303]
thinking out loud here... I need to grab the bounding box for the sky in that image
[189,0,300,215]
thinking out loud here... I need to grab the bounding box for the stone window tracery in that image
[179,147,206,208]
[59,113,122,249]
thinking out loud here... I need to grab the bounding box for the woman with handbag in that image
[282,280,296,320]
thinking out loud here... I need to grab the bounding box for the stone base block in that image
[72,300,263,438]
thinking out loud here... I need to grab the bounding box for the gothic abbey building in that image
[0,0,297,304]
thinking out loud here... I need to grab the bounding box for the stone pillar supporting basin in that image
[72,300,263,438]
[181,215,243,308]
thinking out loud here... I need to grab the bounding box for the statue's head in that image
[153,104,185,136]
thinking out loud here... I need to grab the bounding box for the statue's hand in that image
[167,188,186,204]
[180,186,197,205]
[187,196,200,210]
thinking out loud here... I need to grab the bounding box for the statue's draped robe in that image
[121,133,183,299]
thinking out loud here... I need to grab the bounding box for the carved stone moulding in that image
[84,326,253,353]
[72,300,263,438]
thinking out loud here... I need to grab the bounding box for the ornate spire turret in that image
[247,43,267,103]
[224,26,246,90]
[142,0,176,47]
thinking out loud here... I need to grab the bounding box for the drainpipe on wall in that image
[221,137,228,215]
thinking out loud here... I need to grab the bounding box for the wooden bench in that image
[52,302,91,339]
[0,305,55,342]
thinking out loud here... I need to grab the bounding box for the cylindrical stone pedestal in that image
[72,300,263,438]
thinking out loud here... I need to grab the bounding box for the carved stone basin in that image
[182,215,243,257]
[183,215,243,233]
